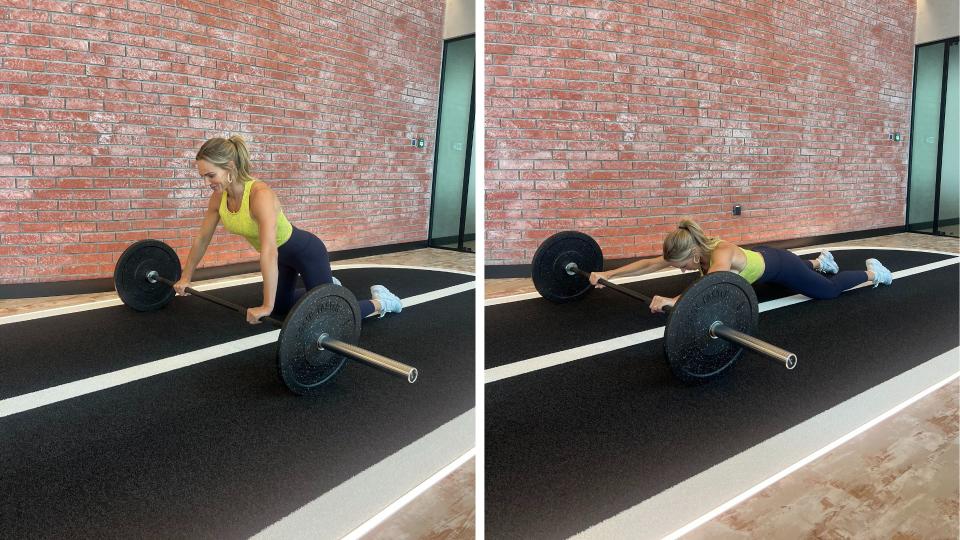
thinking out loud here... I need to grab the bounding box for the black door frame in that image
[427,33,476,252]
[906,36,959,236]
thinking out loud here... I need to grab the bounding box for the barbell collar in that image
[318,335,419,383]
[709,321,797,369]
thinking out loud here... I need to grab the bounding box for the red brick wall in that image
[0,0,444,283]
[485,0,916,265]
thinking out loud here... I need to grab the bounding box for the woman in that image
[173,136,402,324]
[590,219,893,313]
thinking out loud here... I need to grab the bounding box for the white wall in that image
[917,0,959,44]
[445,0,475,39]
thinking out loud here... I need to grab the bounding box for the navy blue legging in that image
[273,227,376,318]
[754,246,868,299]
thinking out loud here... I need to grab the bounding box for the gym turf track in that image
[485,249,959,539]
[1,267,474,538]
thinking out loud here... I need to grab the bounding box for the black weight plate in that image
[532,231,604,303]
[664,272,758,383]
[277,283,361,396]
[114,239,181,312]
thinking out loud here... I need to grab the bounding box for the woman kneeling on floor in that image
[590,219,893,312]
[173,136,403,324]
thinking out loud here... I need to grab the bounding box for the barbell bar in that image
[145,271,418,382]
[563,261,797,370]
[531,230,798,383]
[113,239,417,395]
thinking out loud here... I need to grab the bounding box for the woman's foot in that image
[866,259,893,287]
[816,250,838,274]
[370,285,402,317]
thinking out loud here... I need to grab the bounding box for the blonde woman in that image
[590,219,893,313]
[173,136,402,323]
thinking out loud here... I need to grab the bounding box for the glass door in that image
[428,35,476,252]
[938,41,958,237]
[907,38,959,237]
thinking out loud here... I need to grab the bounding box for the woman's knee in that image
[806,285,843,300]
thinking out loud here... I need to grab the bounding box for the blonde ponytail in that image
[662,219,721,263]
[195,135,256,184]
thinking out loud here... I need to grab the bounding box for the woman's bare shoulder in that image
[249,180,278,201]
[715,240,740,251]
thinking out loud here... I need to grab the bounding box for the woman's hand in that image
[589,271,613,288]
[649,295,679,313]
[173,278,191,296]
[246,305,274,324]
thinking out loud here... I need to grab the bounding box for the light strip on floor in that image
[485,328,665,383]
[0,298,125,325]
[661,369,960,540]
[252,410,475,540]
[331,263,475,276]
[402,282,476,308]
[571,349,960,539]
[484,246,960,306]
[0,332,279,418]
[341,448,476,540]
[0,284,471,418]
[484,256,960,383]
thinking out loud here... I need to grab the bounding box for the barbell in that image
[113,239,418,395]
[531,231,797,383]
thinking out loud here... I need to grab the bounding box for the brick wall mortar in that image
[0,0,445,283]
[485,0,916,265]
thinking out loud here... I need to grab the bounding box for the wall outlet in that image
[733,205,742,215]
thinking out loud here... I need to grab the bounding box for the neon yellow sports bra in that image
[704,246,765,283]
[218,180,292,252]
[738,248,765,283]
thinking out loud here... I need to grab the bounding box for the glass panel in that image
[938,42,958,238]
[908,42,945,233]
[429,37,476,250]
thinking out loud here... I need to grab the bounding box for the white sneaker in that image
[370,285,402,318]
[816,251,838,274]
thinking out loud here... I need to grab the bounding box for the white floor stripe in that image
[0,265,474,326]
[573,348,960,540]
[485,257,960,384]
[0,332,279,418]
[402,282,475,309]
[253,409,475,540]
[485,328,665,384]
[331,263,475,276]
[341,447,476,540]
[485,245,959,306]
[0,283,472,418]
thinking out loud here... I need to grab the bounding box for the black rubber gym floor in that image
[485,249,959,539]
[1,268,474,538]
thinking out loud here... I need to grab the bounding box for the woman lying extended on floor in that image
[589,219,894,313]
[173,136,403,324]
